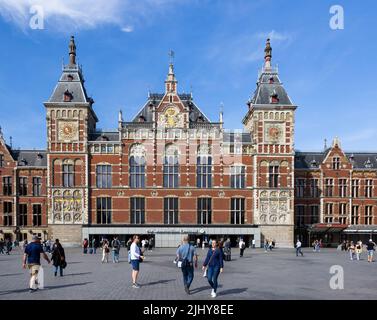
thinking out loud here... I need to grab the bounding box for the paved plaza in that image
[0,247,376,300]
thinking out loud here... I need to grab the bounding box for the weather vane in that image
[168,49,175,64]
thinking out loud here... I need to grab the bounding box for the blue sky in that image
[0,0,376,151]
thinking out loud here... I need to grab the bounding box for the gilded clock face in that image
[58,121,78,141]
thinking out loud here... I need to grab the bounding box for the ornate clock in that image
[58,121,78,141]
[163,106,179,128]
[264,122,284,144]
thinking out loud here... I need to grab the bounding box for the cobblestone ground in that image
[0,247,376,300]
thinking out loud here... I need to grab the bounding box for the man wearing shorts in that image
[130,235,144,288]
[367,239,376,263]
[22,235,50,292]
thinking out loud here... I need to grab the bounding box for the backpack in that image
[241,243,245,249]
[112,240,120,249]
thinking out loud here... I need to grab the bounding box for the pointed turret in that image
[264,38,272,70]
[69,36,77,66]
[165,50,177,93]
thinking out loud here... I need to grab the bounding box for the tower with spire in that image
[43,36,97,244]
[242,39,298,247]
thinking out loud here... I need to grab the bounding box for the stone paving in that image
[0,246,376,300]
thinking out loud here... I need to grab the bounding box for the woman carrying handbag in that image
[202,239,224,298]
[51,239,66,277]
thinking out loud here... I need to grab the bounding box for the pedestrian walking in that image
[101,240,110,263]
[82,238,89,254]
[92,238,97,254]
[196,238,201,248]
[5,239,12,255]
[295,239,304,257]
[264,239,269,252]
[202,239,224,298]
[252,238,256,249]
[177,236,198,294]
[111,236,121,263]
[130,235,144,288]
[366,239,376,263]
[148,237,154,251]
[51,239,66,277]
[22,235,50,293]
[0,238,4,254]
[239,239,245,257]
[348,241,355,260]
[126,238,132,251]
[355,241,362,261]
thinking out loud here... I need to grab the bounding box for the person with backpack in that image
[177,236,198,295]
[111,236,121,263]
[202,239,224,298]
[239,238,245,257]
[51,239,66,277]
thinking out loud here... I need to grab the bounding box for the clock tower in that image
[243,39,297,247]
[44,36,97,245]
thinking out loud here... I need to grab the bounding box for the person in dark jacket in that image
[202,239,224,298]
[51,239,66,277]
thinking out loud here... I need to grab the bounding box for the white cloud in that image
[121,25,134,33]
[0,0,182,32]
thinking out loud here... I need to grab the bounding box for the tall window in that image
[230,165,245,189]
[326,203,333,215]
[3,177,12,196]
[325,179,333,197]
[339,179,347,197]
[163,155,179,188]
[295,205,305,226]
[339,203,347,215]
[197,198,212,224]
[332,157,340,170]
[129,156,145,188]
[32,204,42,226]
[295,179,305,198]
[351,179,359,198]
[0,154,4,167]
[62,164,74,187]
[269,165,279,188]
[3,201,12,226]
[18,177,28,196]
[32,177,42,196]
[365,179,373,198]
[197,156,212,188]
[96,165,112,188]
[231,198,245,224]
[130,197,145,224]
[164,198,178,224]
[365,206,373,225]
[18,203,27,226]
[96,197,112,224]
[339,216,347,224]
[310,205,319,224]
[310,179,319,197]
[351,205,359,225]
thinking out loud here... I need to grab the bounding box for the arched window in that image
[230,165,245,188]
[163,145,179,188]
[129,144,146,188]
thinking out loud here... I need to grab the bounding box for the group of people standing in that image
[346,239,376,262]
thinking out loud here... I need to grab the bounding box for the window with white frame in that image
[295,178,305,198]
[338,179,347,197]
[325,178,333,197]
[365,206,373,225]
[230,198,245,224]
[230,165,245,189]
[365,179,373,198]
[351,179,359,198]
[163,145,179,188]
[197,198,211,224]
[96,165,112,188]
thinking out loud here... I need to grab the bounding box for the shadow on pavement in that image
[45,282,93,290]
[220,288,248,296]
[0,273,23,277]
[144,279,175,286]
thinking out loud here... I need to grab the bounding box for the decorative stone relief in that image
[52,189,84,224]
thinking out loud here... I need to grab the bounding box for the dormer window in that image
[37,153,43,160]
[100,135,109,141]
[270,90,279,104]
[269,77,274,84]
[365,158,373,169]
[19,158,27,166]
[310,159,318,168]
[67,74,74,81]
[138,115,146,122]
[63,90,73,102]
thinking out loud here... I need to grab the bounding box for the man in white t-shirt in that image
[296,239,304,257]
[239,239,246,257]
[130,235,144,288]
